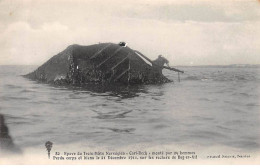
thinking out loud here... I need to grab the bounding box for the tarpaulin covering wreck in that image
[24,43,172,85]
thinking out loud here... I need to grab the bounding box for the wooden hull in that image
[24,43,171,85]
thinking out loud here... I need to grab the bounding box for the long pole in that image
[163,66,184,73]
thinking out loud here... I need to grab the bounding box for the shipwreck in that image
[24,42,183,86]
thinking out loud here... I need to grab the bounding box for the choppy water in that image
[0,65,259,152]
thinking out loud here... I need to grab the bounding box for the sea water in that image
[0,65,259,156]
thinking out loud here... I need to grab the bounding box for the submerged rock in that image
[24,43,171,86]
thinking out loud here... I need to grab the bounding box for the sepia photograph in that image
[0,0,259,165]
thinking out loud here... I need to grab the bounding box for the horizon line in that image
[0,64,259,67]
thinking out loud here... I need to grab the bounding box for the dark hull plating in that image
[24,43,171,86]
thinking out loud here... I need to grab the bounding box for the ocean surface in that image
[0,65,259,153]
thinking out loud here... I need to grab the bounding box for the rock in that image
[24,43,171,86]
[0,114,22,154]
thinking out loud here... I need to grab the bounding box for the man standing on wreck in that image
[152,55,170,74]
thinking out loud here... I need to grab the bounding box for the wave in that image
[19,89,36,93]
[4,84,23,89]
[1,96,31,101]
[183,74,258,82]
[183,76,201,81]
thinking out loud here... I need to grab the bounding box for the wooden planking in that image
[110,53,130,71]
[113,68,130,82]
[113,58,131,82]
[90,43,112,59]
[96,47,123,68]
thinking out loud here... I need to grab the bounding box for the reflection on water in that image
[0,65,259,153]
[93,110,133,120]
[63,83,149,99]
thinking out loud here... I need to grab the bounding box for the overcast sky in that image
[0,0,260,65]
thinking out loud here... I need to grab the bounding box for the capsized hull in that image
[24,43,172,85]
